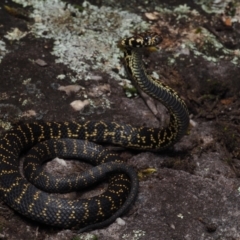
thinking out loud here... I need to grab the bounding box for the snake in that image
[0,32,189,232]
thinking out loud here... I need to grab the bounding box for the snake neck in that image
[124,48,189,149]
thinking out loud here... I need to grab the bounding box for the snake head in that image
[121,32,162,48]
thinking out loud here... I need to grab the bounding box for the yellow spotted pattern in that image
[0,33,189,231]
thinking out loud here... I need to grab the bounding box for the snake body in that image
[22,138,138,232]
[0,33,189,231]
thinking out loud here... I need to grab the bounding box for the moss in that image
[123,85,138,98]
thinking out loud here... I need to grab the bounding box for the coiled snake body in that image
[0,33,189,231]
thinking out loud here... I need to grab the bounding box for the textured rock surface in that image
[0,0,240,239]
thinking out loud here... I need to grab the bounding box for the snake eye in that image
[144,36,150,43]
[144,36,150,41]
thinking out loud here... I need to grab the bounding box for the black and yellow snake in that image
[0,33,189,232]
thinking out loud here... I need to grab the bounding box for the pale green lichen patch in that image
[12,0,149,83]
[182,28,233,63]
[0,104,22,130]
[194,0,233,14]
[73,233,98,240]
[0,120,12,131]
[4,28,28,41]
[155,4,200,20]
[0,40,8,63]
[119,79,138,98]
[122,229,146,240]
[154,3,240,65]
